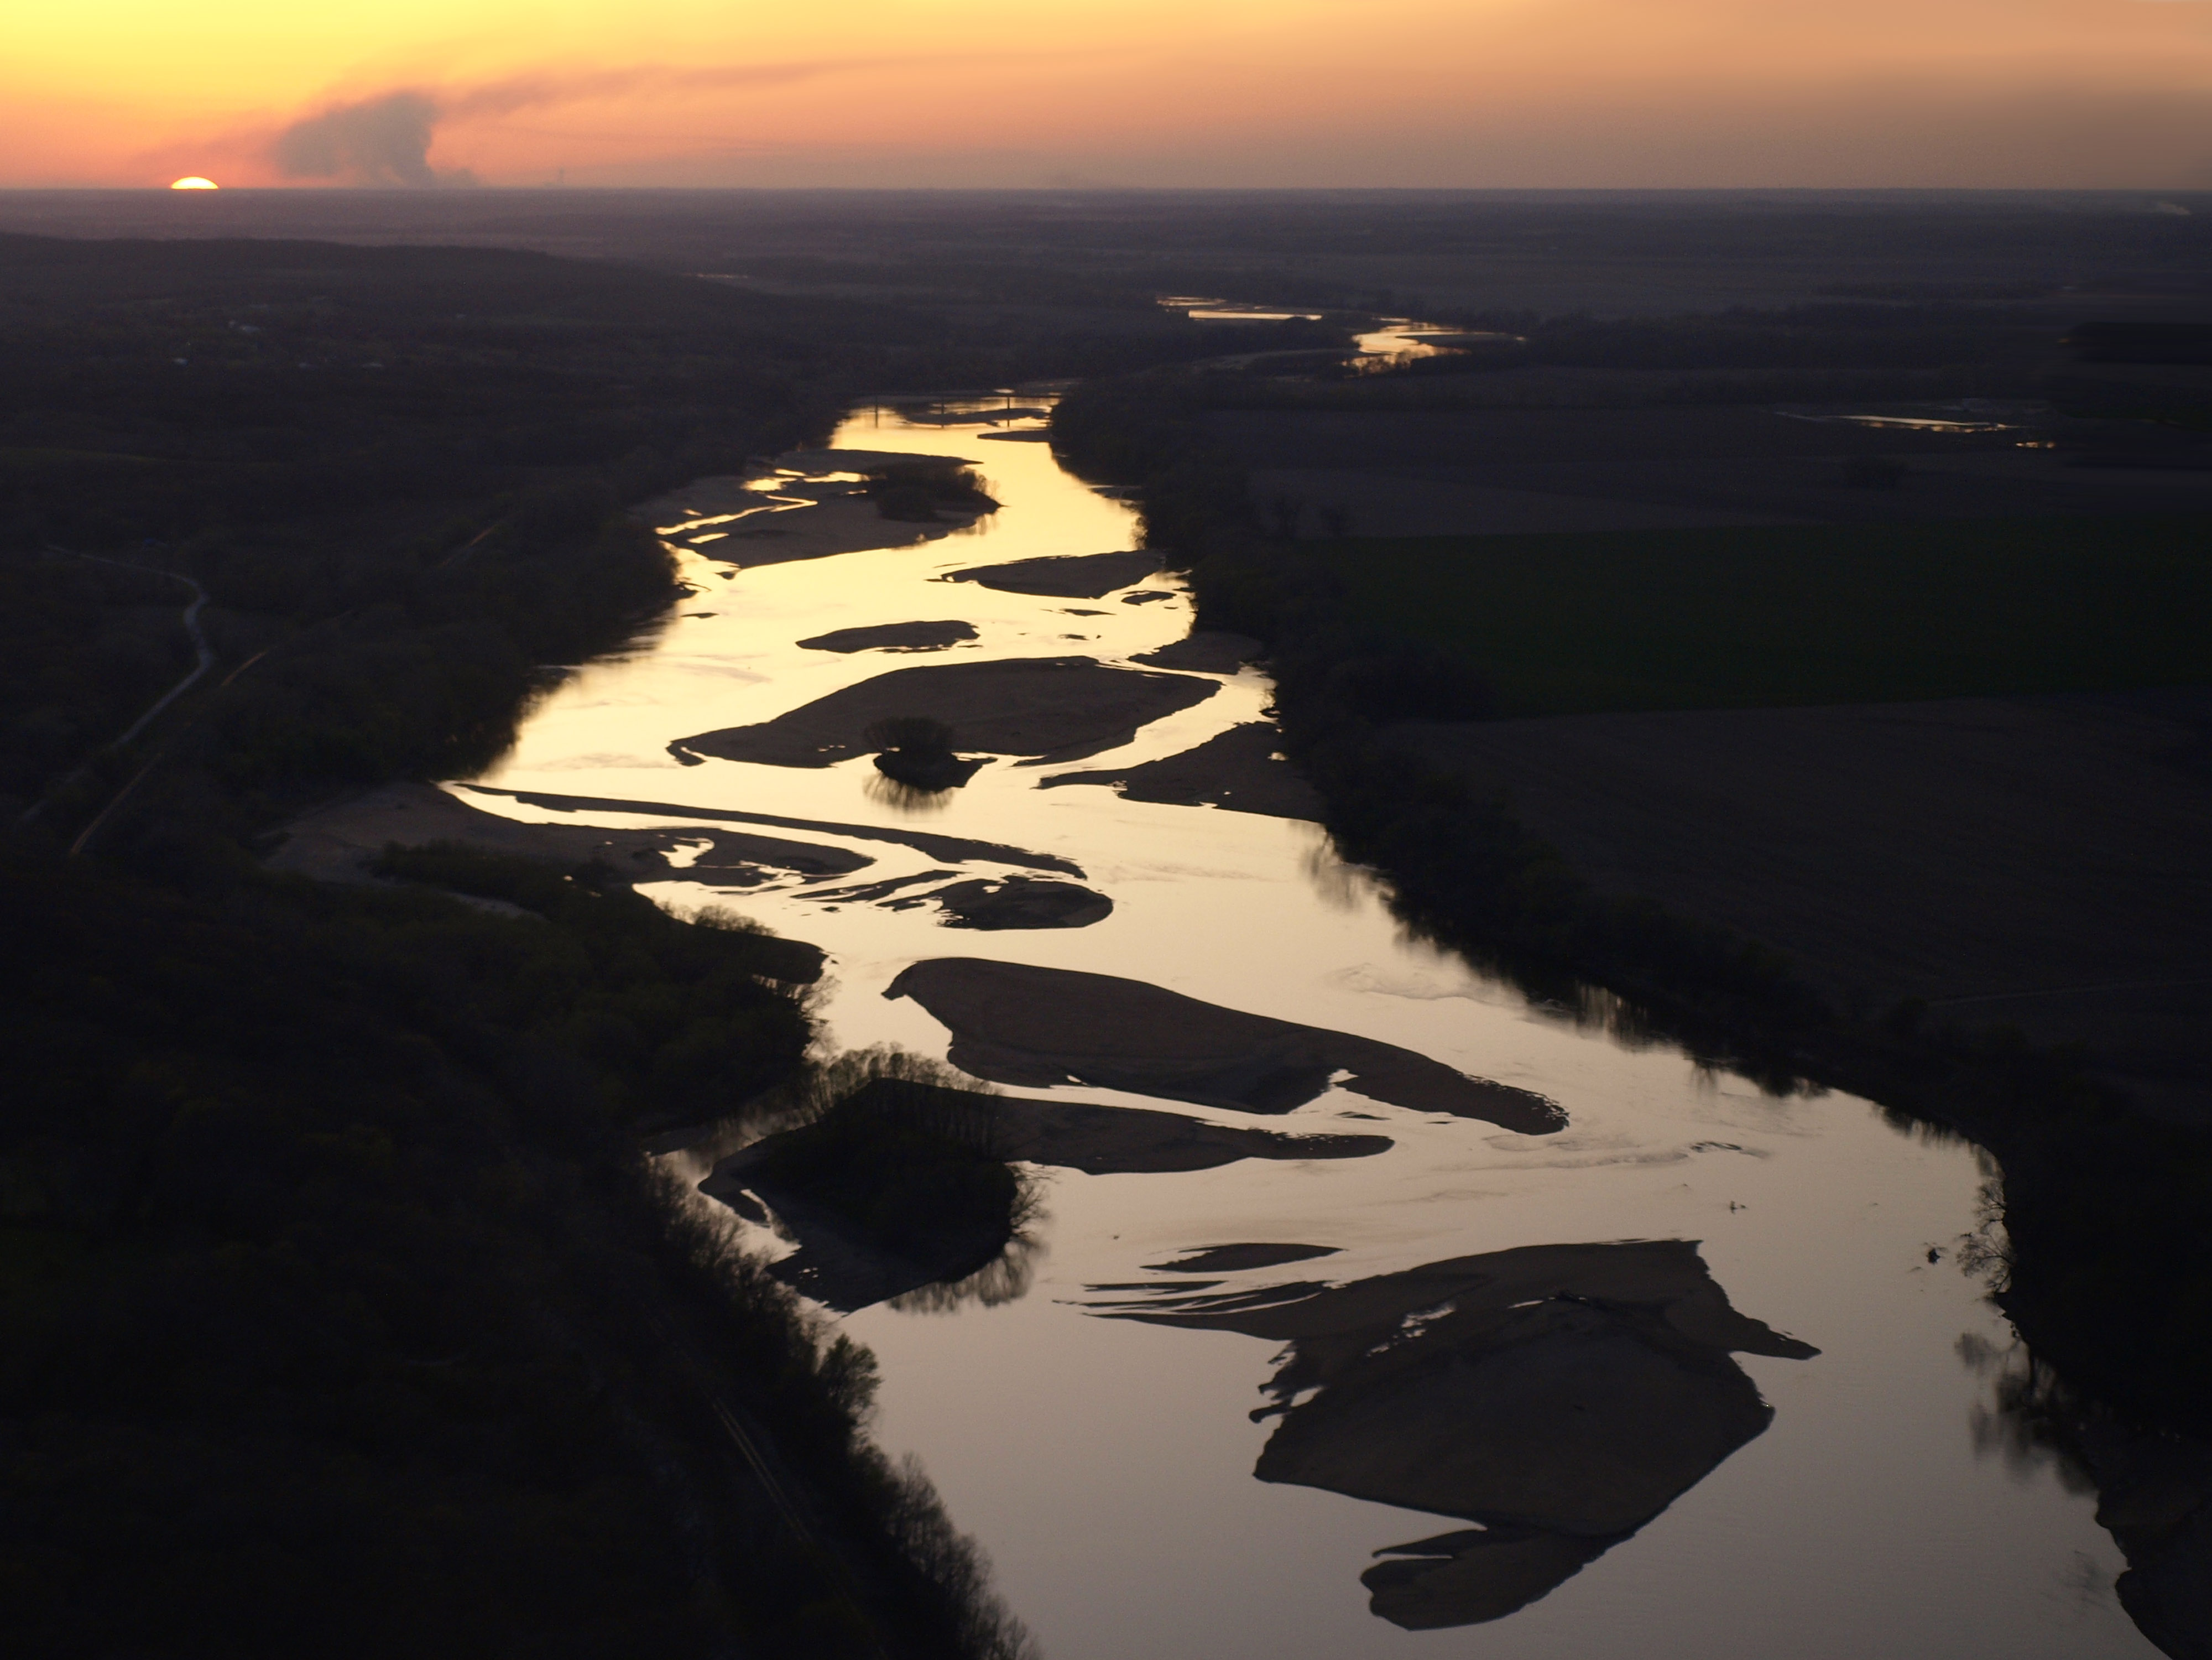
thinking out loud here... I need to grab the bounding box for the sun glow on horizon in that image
[0,1,2205,188]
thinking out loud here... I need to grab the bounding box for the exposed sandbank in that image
[1042,722,1322,820]
[884,958,1566,1131]
[630,464,987,569]
[670,656,1218,770]
[933,877,1113,929]
[797,620,978,653]
[942,551,1160,599]
[771,447,978,471]
[267,782,833,981]
[706,1093,1387,1191]
[459,784,1085,876]
[703,494,981,568]
[797,872,1114,930]
[1147,1243,1341,1273]
[1097,1239,1816,1629]
[991,1099,1389,1174]
[699,1091,1386,1309]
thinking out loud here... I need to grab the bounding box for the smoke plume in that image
[269,62,858,185]
[272,91,451,186]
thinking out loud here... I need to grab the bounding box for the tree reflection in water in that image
[1089,1240,1818,1630]
[888,1230,1047,1315]
[1960,1333,2212,1656]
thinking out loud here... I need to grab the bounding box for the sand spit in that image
[1042,722,1322,820]
[275,780,867,880]
[884,958,1566,1131]
[797,620,978,653]
[631,464,988,571]
[932,877,1113,929]
[703,494,980,569]
[670,657,1219,770]
[1147,1243,1342,1273]
[773,448,978,472]
[266,782,834,980]
[698,1089,1380,1310]
[1095,1240,1817,1629]
[1130,632,1263,674]
[707,1091,1384,1197]
[941,551,1160,599]
[458,784,1084,876]
[993,1099,1389,1174]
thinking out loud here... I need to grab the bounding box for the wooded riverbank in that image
[1049,363,2212,1646]
[1,231,1270,1658]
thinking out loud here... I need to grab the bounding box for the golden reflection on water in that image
[465,402,2155,1660]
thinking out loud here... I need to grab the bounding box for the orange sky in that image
[6,0,2211,188]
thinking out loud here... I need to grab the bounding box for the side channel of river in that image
[466,400,2155,1659]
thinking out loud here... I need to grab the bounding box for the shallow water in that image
[471,403,2154,1658]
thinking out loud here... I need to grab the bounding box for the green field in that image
[1318,514,2212,716]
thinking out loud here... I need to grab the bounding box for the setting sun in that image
[168,175,217,189]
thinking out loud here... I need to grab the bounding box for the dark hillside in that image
[0,843,1005,1659]
[0,233,1063,1658]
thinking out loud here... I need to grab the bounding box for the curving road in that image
[19,547,215,827]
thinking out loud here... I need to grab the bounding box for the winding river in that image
[466,398,2156,1658]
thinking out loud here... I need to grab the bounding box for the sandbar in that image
[459,784,1084,876]
[701,1090,1385,1309]
[932,877,1114,929]
[771,447,977,471]
[797,872,1114,930]
[797,620,978,653]
[883,957,1566,1130]
[1095,1239,1815,1628]
[1147,1243,1342,1273]
[1041,722,1322,820]
[267,782,834,981]
[703,493,981,568]
[670,656,1218,770]
[706,1091,1387,1191]
[630,466,987,569]
[942,551,1160,598]
[992,1099,1388,1174]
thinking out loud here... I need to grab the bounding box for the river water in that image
[469,402,2156,1659]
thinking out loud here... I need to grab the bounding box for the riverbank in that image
[5,228,1305,1658]
[435,382,2168,1660]
[1047,363,2212,1580]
